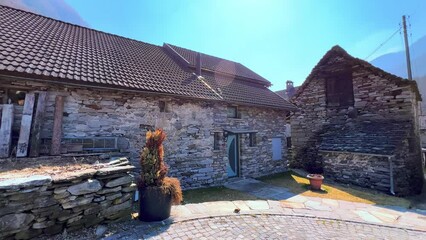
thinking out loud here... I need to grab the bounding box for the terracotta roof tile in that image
[0,5,294,110]
[166,43,271,85]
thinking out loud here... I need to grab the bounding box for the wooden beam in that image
[0,104,14,158]
[29,92,47,157]
[16,92,35,157]
[51,95,64,155]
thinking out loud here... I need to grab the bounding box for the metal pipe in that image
[388,156,396,195]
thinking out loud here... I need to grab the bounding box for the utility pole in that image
[402,15,413,80]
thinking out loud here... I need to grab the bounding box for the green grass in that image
[182,186,258,204]
[258,171,411,208]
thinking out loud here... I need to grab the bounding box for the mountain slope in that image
[371,35,426,79]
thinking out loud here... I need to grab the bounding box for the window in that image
[213,132,220,150]
[272,137,282,160]
[326,70,354,107]
[227,106,239,118]
[159,101,169,112]
[2,89,27,105]
[249,133,256,147]
[286,137,292,148]
[61,137,118,151]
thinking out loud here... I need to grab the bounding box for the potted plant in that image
[138,129,183,222]
[306,174,324,191]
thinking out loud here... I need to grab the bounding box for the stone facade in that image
[0,76,289,189]
[0,161,135,239]
[290,46,424,196]
[321,152,392,192]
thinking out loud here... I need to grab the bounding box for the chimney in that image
[196,52,202,76]
[286,80,295,98]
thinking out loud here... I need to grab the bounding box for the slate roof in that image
[165,44,271,85]
[0,5,294,110]
[319,120,411,155]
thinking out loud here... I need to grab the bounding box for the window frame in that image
[227,106,239,118]
[272,137,283,161]
[325,70,354,107]
[249,133,256,147]
[213,132,220,150]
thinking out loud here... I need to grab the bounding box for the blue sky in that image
[64,0,426,91]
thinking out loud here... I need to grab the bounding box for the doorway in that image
[226,134,239,177]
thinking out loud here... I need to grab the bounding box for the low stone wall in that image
[321,151,391,193]
[0,165,136,239]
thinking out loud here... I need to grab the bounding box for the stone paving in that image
[98,177,426,239]
[102,199,426,239]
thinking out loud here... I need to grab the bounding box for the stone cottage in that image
[0,6,295,189]
[290,45,424,196]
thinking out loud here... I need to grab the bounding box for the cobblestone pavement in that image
[108,214,426,240]
[96,199,426,240]
[50,177,426,239]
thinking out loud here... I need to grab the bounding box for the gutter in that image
[0,74,295,111]
[388,155,396,195]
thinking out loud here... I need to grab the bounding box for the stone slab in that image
[96,166,135,176]
[0,175,51,190]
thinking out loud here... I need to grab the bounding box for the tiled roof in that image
[201,73,295,109]
[165,44,271,85]
[0,5,294,110]
[319,120,411,155]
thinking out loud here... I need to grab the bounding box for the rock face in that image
[67,179,102,195]
[0,213,35,232]
[290,46,424,196]
[0,162,136,239]
[1,78,290,189]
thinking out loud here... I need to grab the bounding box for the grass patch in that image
[258,171,411,208]
[182,186,258,204]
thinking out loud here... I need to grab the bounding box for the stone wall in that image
[290,51,424,195]
[321,151,392,192]
[0,77,289,189]
[0,164,135,239]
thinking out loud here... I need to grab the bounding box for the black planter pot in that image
[138,186,172,222]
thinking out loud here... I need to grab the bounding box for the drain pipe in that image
[388,155,396,195]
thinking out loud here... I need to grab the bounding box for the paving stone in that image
[231,201,251,212]
[321,198,339,207]
[245,200,270,210]
[105,215,426,240]
[353,210,383,224]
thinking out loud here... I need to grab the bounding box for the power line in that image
[364,26,402,61]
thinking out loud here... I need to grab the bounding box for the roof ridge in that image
[166,43,245,67]
[166,43,271,85]
[0,4,162,49]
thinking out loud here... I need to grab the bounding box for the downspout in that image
[388,155,396,195]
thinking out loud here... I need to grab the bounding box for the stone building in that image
[275,80,299,100]
[290,45,424,196]
[0,6,295,189]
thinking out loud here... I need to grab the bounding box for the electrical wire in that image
[364,26,402,61]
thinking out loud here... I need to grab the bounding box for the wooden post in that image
[0,104,14,158]
[16,93,35,157]
[51,95,64,155]
[29,92,47,157]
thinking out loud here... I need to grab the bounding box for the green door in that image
[226,134,238,177]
